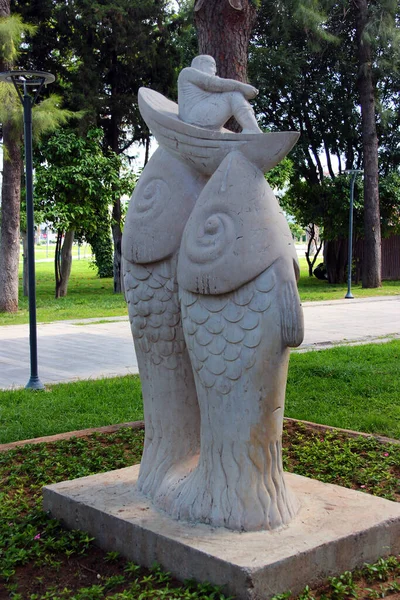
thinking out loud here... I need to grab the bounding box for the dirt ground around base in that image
[1,420,399,599]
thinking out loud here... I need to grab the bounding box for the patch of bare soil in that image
[1,421,399,599]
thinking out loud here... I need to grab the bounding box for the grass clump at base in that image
[0,427,231,599]
[272,556,400,600]
[283,422,399,501]
[0,423,398,598]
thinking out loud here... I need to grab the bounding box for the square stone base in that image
[43,466,400,600]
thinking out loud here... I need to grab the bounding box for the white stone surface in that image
[161,149,304,531]
[122,56,303,532]
[177,151,299,294]
[123,254,201,499]
[138,88,299,176]
[178,55,261,132]
[122,148,207,265]
[43,465,400,600]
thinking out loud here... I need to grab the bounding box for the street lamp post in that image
[344,169,363,300]
[0,70,55,389]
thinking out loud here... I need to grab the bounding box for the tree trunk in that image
[54,230,63,298]
[194,0,257,81]
[58,230,74,297]
[194,0,257,132]
[112,199,123,293]
[0,122,22,313]
[0,0,22,313]
[109,49,124,294]
[305,224,322,277]
[22,230,28,296]
[144,130,151,167]
[324,239,348,284]
[354,0,381,288]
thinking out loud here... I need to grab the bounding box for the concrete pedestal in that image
[43,466,400,600]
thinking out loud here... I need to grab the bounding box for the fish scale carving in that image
[180,266,276,394]
[124,257,186,370]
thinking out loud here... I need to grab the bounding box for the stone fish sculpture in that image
[122,55,304,532]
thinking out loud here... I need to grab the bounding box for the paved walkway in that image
[0,296,399,389]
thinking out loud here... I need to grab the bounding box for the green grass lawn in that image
[0,376,143,444]
[0,259,127,326]
[23,242,92,262]
[1,341,399,444]
[286,341,400,438]
[298,267,400,302]
[0,254,399,326]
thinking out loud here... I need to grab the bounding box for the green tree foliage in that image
[169,0,198,78]
[86,222,114,279]
[282,171,400,282]
[0,13,35,62]
[288,221,305,241]
[249,0,399,284]
[11,0,180,292]
[0,10,74,312]
[282,175,364,241]
[250,0,360,183]
[379,172,400,239]
[251,0,399,168]
[0,80,78,301]
[0,85,76,144]
[265,157,294,191]
[34,128,135,296]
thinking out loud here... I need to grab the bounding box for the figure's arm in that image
[181,68,258,99]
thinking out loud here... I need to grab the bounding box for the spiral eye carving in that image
[134,178,169,219]
[204,216,220,235]
[186,211,236,265]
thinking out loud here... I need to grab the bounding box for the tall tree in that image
[0,9,29,312]
[12,0,179,293]
[351,0,399,287]
[34,128,134,298]
[194,0,257,81]
[194,0,258,131]
[353,0,379,288]
[250,0,399,284]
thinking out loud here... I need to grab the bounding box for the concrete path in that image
[0,296,399,390]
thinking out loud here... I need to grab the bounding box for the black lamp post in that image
[0,70,55,389]
[344,169,363,300]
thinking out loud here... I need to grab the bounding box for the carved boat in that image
[138,87,299,176]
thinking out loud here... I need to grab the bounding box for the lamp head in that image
[0,70,55,86]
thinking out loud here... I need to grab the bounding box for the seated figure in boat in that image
[178,54,262,133]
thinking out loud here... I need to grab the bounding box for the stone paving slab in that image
[0,296,399,389]
[301,295,400,348]
[0,319,138,389]
[43,465,400,600]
